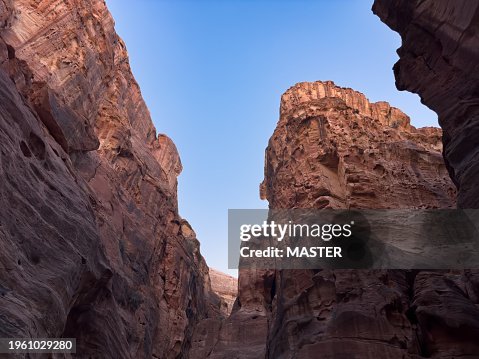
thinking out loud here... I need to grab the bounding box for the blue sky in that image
[106,0,437,276]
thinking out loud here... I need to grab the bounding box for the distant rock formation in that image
[0,1,228,358]
[373,0,479,209]
[209,269,238,315]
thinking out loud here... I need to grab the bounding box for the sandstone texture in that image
[220,81,479,358]
[261,81,455,209]
[209,269,237,316]
[2,0,479,358]
[0,1,226,358]
[373,0,479,209]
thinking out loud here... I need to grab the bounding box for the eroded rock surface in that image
[261,81,455,209]
[0,1,224,358]
[215,81,479,358]
[373,0,479,209]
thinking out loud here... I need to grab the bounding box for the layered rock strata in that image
[261,80,455,209]
[211,81,479,358]
[0,1,225,358]
[373,0,479,209]
[259,81,470,359]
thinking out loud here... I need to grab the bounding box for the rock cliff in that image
[261,81,455,209]
[372,0,479,209]
[260,81,479,358]
[0,1,226,358]
[215,80,479,358]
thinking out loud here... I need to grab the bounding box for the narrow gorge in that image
[0,0,478,358]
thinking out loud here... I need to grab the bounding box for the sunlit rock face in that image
[258,81,462,359]
[0,1,226,358]
[373,0,479,209]
[261,80,455,209]
[218,80,479,358]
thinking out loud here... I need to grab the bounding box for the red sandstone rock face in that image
[0,1,224,358]
[259,81,458,358]
[372,0,479,209]
[261,81,455,209]
[224,81,479,358]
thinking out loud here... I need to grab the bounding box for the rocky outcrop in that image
[219,80,479,358]
[260,81,455,209]
[0,1,223,358]
[372,0,479,209]
[258,81,462,359]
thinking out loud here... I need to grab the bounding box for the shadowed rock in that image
[0,1,226,358]
[373,0,479,209]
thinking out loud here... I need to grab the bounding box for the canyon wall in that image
[261,81,479,358]
[372,0,479,209]
[0,1,229,358]
[209,269,237,316]
[215,80,479,358]
[1,0,478,358]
